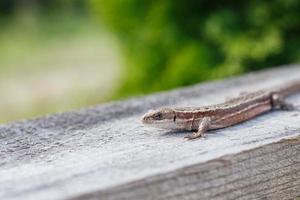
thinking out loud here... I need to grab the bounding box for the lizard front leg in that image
[184,117,211,140]
[271,93,295,110]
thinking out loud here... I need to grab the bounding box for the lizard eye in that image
[154,112,163,120]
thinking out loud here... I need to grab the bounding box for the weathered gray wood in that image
[72,138,300,200]
[1,65,300,200]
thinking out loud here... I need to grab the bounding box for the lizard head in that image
[141,107,176,130]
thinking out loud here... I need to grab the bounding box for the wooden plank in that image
[72,138,300,200]
[1,65,300,200]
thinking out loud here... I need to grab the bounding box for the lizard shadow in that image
[159,130,212,138]
[159,130,217,140]
[160,130,189,138]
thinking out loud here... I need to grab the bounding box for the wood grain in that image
[71,138,300,200]
[1,65,300,200]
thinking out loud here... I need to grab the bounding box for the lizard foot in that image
[184,131,204,140]
[271,93,295,111]
[184,117,211,140]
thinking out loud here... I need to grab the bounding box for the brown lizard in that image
[141,80,300,140]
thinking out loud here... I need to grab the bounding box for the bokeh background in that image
[0,0,300,123]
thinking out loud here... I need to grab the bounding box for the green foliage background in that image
[90,0,300,97]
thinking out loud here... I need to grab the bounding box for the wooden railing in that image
[1,65,300,200]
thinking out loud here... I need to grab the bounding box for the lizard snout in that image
[141,110,155,124]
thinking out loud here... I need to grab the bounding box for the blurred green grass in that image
[0,12,121,123]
